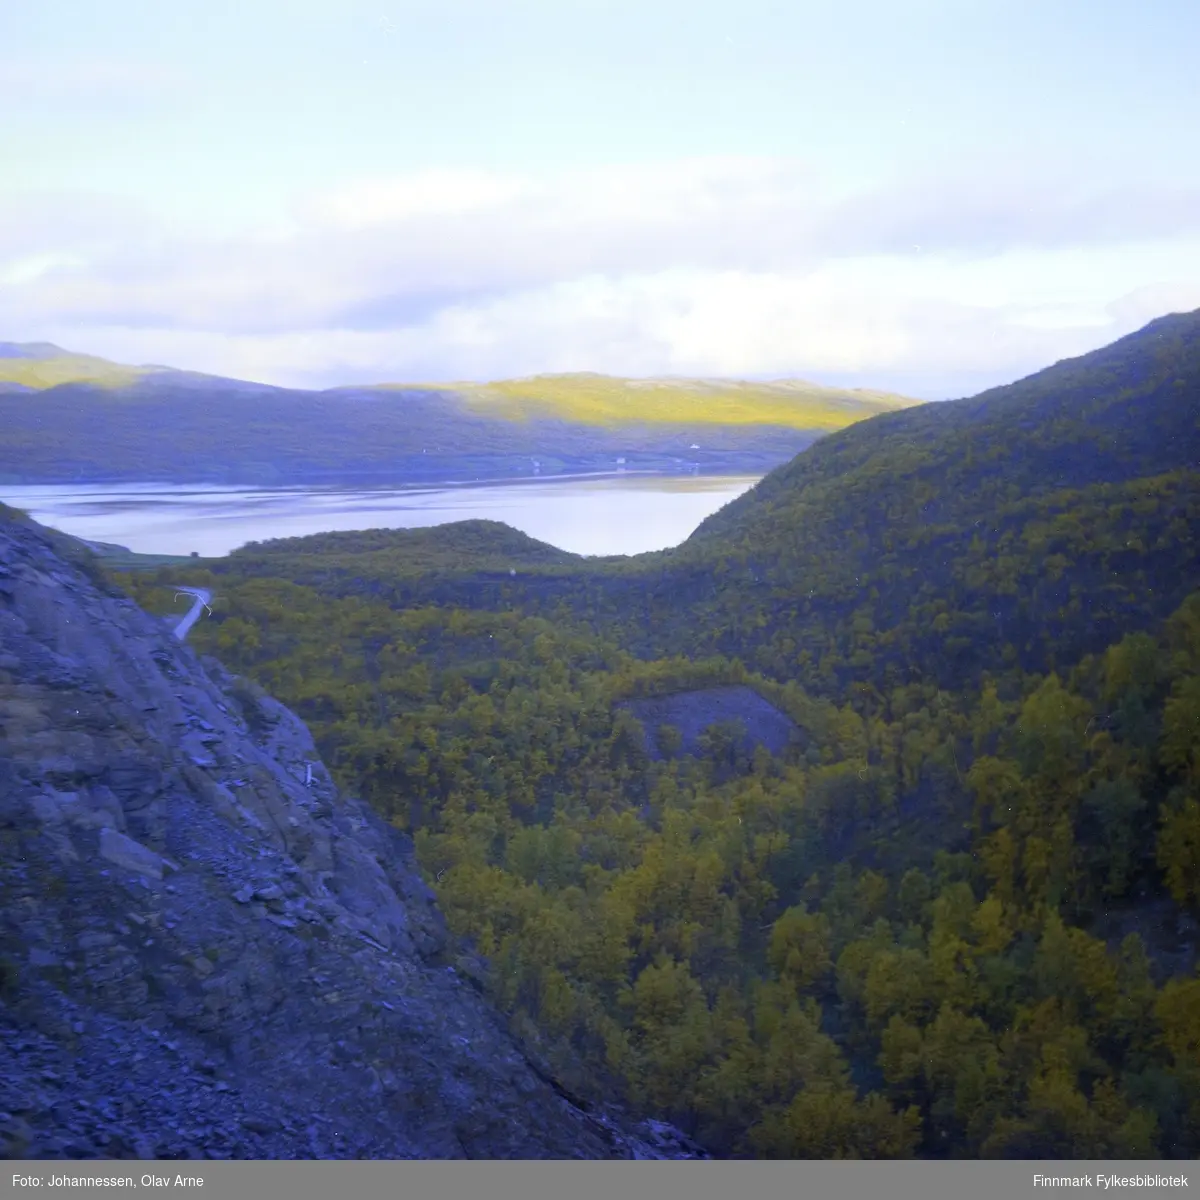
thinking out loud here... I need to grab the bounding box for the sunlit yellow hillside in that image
[0,344,153,389]
[428,373,921,429]
[2,344,920,433]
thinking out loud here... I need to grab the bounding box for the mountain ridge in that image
[0,342,919,488]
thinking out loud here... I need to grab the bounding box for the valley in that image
[93,309,1200,1158]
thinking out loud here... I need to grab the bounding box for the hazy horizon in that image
[0,338,935,400]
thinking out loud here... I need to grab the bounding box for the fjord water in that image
[0,473,761,558]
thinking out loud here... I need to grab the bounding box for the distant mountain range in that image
[0,342,919,486]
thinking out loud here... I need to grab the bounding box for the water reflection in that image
[1,474,761,558]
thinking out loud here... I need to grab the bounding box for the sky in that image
[2,0,1199,397]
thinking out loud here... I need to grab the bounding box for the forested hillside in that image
[203,312,1200,697]
[110,309,1200,1158]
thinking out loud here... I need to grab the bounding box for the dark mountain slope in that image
[695,308,1200,542]
[0,375,840,485]
[666,311,1199,687]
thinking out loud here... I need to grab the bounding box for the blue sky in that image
[2,0,1199,395]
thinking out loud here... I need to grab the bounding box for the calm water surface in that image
[1,474,761,558]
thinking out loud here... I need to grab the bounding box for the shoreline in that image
[0,466,764,497]
[0,472,764,562]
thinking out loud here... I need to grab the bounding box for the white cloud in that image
[1104,281,1200,330]
[33,269,1199,400]
[0,192,157,262]
[820,166,1200,258]
[304,169,532,228]
[0,253,90,287]
[3,156,1199,394]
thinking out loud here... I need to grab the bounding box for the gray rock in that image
[98,829,164,880]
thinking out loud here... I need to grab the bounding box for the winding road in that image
[173,587,213,641]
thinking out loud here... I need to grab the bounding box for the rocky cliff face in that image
[0,509,703,1160]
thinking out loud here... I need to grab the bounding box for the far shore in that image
[0,466,761,494]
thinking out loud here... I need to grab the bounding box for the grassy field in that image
[0,346,154,390]
[408,373,919,429]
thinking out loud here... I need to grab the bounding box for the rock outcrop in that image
[619,685,802,760]
[0,508,704,1160]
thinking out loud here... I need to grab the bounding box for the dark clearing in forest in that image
[3,309,1200,1160]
